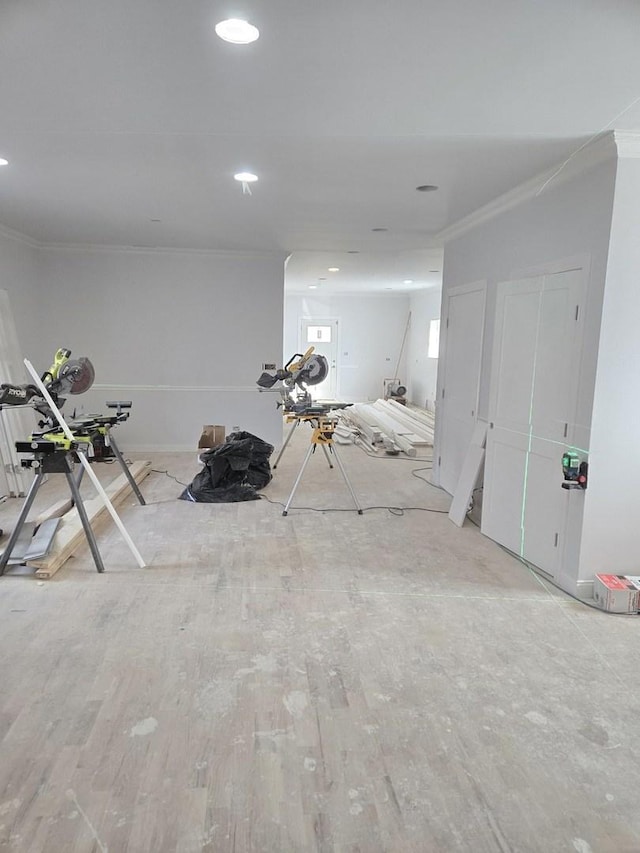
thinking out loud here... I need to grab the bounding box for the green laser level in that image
[562,451,588,490]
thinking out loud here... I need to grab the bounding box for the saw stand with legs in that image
[0,441,104,576]
[273,412,334,471]
[282,417,363,516]
[69,419,146,506]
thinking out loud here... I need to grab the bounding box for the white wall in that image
[0,230,44,495]
[440,156,617,433]
[580,154,640,580]
[0,228,43,370]
[284,292,411,401]
[37,247,287,450]
[438,151,618,595]
[406,288,441,409]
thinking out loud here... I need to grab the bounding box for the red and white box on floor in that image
[593,575,640,613]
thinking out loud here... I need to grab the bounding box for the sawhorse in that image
[37,401,146,506]
[282,417,363,516]
[0,441,104,576]
[70,421,146,506]
[273,412,334,471]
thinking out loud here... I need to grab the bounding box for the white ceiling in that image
[1,0,640,292]
[285,250,443,295]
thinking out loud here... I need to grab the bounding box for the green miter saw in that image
[0,347,95,427]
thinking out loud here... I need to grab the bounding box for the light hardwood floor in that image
[1,428,639,852]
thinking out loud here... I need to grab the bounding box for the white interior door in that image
[299,318,338,399]
[438,282,486,495]
[483,269,584,576]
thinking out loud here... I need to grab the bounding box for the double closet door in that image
[482,268,585,577]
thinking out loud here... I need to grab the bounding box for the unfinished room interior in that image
[1,1,640,851]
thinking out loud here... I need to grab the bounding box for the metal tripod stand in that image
[0,441,104,576]
[282,417,363,516]
[273,412,334,471]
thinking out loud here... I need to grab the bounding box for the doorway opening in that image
[298,317,338,399]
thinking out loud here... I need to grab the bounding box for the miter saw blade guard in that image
[256,347,329,412]
[32,351,95,428]
[295,353,328,387]
[58,357,95,395]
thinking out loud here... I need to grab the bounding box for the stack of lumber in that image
[338,400,434,457]
[26,460,152,579]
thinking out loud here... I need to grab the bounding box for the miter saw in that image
[257,347,329,413]
[0,348,95,427]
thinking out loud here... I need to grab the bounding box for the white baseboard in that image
[576,579,594,601]
[125,445,197,453]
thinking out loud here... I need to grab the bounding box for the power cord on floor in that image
[366,505,448,516]
[151,469,189,487]
[257,493,448,516]
[411,467,433,484]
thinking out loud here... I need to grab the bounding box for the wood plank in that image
[448,423,488,527]
[357,406,418,456]
[340,409,382,444]
[374,400,435,443]
[448,445,484,527]
[388,399,435,426]
[386,399,435,428]
[28,461,152,578]
[33,497,74,527]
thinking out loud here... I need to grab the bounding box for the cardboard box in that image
[197,425,225,451]
[625,577,640,609]
[593,574,640,613]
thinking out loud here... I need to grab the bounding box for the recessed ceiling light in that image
[234,172,258,182]
[215,19,259,44]
[318,277,326,281]
[385,287,393,291]
[403,279,413,284]
[0,158,8,167]
[309,285,317,289]
[416,185,438,192]
[372,227,388,232]
[328,267,340,272]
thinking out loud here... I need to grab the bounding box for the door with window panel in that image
[299,318,338,399]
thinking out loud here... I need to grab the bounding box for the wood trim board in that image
[27,460,152,579]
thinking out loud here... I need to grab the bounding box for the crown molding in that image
[41,242,286,260]
[0,222,286,260]
[286,288,421,298]
[0,221,41,249]
[436,131,619,244]
[614,130,640,158]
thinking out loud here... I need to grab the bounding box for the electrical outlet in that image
[263,362,276,370]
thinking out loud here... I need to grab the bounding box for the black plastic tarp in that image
[179,431,274,503]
